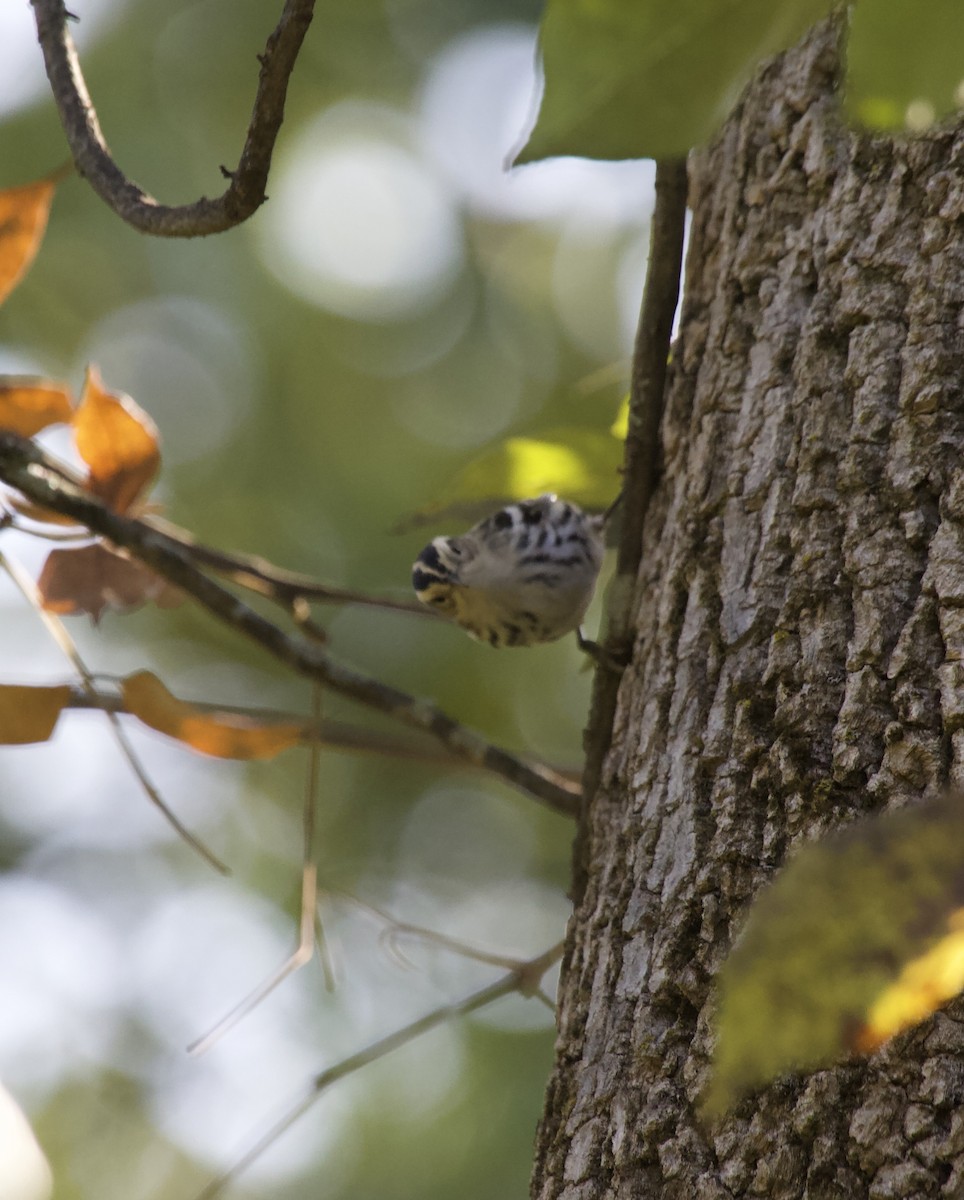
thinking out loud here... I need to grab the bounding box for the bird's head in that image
[411,536,473,619]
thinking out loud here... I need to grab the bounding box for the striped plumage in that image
[412,494,605,647]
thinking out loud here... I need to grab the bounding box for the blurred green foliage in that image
[0,0,640,1197]
[523,0,964,162]
[846,0,964,131]
[520,0,833,162]
[708,792,964,1117]
[399,420,623,529]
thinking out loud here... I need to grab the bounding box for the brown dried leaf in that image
[122,671,305,760]
[0,683,71,744]
[38,543,182,622]
[0,379,73,436]
[0,179,56,307]
[73,365,160,512]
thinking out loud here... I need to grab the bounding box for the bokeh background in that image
[0,1,654,1197]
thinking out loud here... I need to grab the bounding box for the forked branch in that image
[194,938,565,1199]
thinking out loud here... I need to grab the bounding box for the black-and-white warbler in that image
[412,494,605,647]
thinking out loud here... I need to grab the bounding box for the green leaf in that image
[706,791,964,1118]
[518,0,833,163]
[846,0,964,132]
[395,427,622,532]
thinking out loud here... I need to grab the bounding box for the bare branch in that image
[187,684,325,1056]
[580,159,688,886]
[326,888,546,973]
[194,939,565,1199]
[616,159,689,614]
[64,683,580,783]
[30,0,314,237]
[145,515,433,618]
[0,433,580,816]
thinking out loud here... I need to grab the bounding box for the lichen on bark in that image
[534,19,964,1200]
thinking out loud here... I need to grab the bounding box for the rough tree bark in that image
[534,20,964,1200]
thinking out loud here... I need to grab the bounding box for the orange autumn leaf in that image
[122,671,305,760]
[0,379,73,436]
[0,178,56,307]
[0,683,71,744]
[73,365,160,512]
[854,909,964,1054]
[0,375,78,523]
[38,543,182,622]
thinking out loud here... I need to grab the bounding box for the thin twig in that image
[193,939,565,1200]
[325,887,547,974]
[579,159,688,892]
[57,684,581,781]
[144,515,431,617]
[305,691,338,997]
[186,895,316,1053]
[381,922,529,974]
[30,0,314,237]
[0,434,579,816]
[0,552,228,873]
[314,902,338,994]
[188,686,326,1054]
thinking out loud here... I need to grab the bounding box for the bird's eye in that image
[430,595,448,605]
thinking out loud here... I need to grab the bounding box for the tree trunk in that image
[534,21,964,1200]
